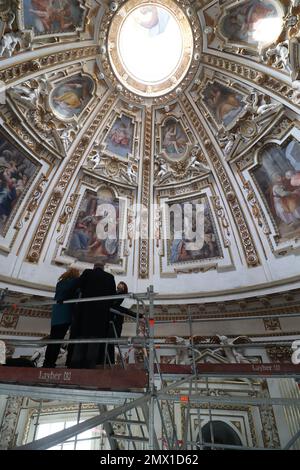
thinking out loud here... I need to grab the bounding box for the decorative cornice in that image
[0,46,99,84]
[0,307,50,319]
[153,303,300,322]
[0,330,46,337]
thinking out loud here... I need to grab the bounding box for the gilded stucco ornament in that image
[0,0,29,59]
[0,46,99,84]
[154,145,210,186]
[6,69,99,156]
[7,78,67,155]
[24,174,48,222]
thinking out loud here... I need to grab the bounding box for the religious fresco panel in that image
[66,190,121,265]
[202,82,246,129]
[104,115,134,159]
[167,197,222,265]
[22,0,85,35]
[253,138,300,242]
[161,118,189,160]
[220,0,283,47]
[0,134,38,236]
[49,75,94,120]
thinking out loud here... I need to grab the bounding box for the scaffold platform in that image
[0,364,147,391]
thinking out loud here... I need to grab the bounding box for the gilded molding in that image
[266,345,292,362]
[242,179,270,235]
[0,396,23,450]
[139,108,152,279]
[0,46,99,84]
[0,107,58,164]
[57,193,80,234]
[0,310,19,329]
[153,303,300,322]
[180,402,258,448]
[24,174,48,222]
[234,117,300,253]
[263,318,281,332]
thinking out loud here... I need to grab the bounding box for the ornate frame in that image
[18,0,88,40]
[216,0,286,52]
[159,115,193,163]
[196,72,250,132]
[54,173,136,275]
[164,194,223,267]
[101,112,136,162]
[48,72,96,124]
[155,178,233,276]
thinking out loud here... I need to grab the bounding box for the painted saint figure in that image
[220,0,281,46]
[24,0,84,35]
[50,75,94,119]
[162,119,188,158]
[203,83,244,128]
[134,5,170,37]
[105,116,134,158]
[271,173,300,225]
[253,139,300,241]
[67,192,120,264]
[0,140,36,235]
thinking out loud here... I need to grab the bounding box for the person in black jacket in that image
[107,282,142,365]
[43,268,80,368]
[70,263,116,369]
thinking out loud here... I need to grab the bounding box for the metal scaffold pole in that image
[147,285,156,450]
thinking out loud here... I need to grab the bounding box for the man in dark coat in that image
[70,263,116,369]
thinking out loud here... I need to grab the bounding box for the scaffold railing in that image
[0,286,300,450]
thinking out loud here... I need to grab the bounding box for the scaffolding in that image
[0,286,299,450]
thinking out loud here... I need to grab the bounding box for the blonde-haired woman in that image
[43,268,80,368]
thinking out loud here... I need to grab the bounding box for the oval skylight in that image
[119,5,183,84]
[108,0,194,97]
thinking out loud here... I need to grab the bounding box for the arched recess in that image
[198,420,243,450]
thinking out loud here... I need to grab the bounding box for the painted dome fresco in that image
[0,0,299,301]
